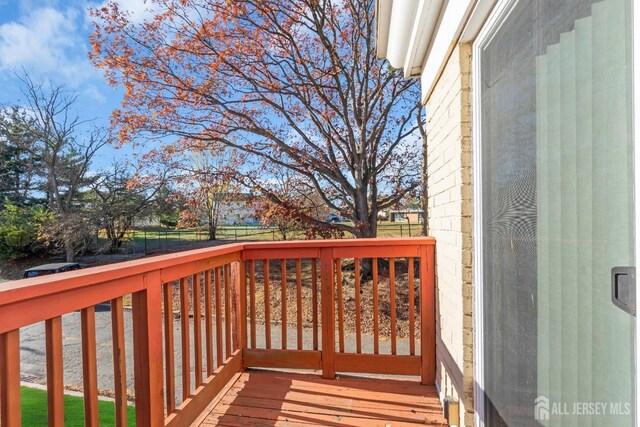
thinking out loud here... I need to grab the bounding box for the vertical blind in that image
[536,0,634,425]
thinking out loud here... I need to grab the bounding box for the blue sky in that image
[0,0,155,168]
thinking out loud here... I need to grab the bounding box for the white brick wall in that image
[425,43,474,427]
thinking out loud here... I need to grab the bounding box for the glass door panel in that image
[479,0,635,425]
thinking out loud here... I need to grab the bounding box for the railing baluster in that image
[111,298,128,426]
[215,268,223,367]
[281,259,287,350]
[249,260,256,349]
[311,260,318,351]
[320,248,335,379]
[296,259,303,350]
[408,258,416,356]
[81,306,99,427]
[264,260,271,349]
[193,273,203,387]
[336,258,344,353]
[0,329,20,427]
[163,282,176,414]
[179,277,190,399]
[373,258,379,355]
[132,275,164,427]
[420,245,436,384]
[46,317,64,426]
[231,261,246,352]
[204,271,213,376]
[224,265,232,359]
[354,258,362,354]
[390,257,397,355]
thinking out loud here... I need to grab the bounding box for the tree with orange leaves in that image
[252,167,343,240]
[90,0,423,238]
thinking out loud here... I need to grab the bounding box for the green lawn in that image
[21,387,135,426]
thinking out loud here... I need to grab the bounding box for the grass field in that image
[21,387,136,426]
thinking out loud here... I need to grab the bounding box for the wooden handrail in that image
[0,237,436,427]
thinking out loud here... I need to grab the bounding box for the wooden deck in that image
[0,238,437,426]
[198,369,447,426]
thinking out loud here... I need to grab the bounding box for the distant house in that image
[133,193,262,228]
[132,217,162,227]
[217,195,261,225]
[388,209,423,223]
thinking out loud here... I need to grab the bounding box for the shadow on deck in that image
[198,369,447,426]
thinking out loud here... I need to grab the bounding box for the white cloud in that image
[87,0,160,25]
[0,6,95,86]
[83,85,107,103]
[112,0,157,23]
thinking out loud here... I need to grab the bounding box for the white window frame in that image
[471,1,522,424]
[633,0,640,424]
[471,0,640,425]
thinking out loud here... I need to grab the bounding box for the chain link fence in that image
[97,222,419,255]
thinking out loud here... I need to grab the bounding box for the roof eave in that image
[375,0,442,77]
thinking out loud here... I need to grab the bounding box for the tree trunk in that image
[109,233,125,253]
[64,236,75,262]
[208,221,216,240]
[106,226,119,253]
[353,208,377,281]
[418,104,429,236]
[351,184,376,240]
[421,134,429,236]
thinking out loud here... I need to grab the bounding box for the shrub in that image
[0,201,49,259]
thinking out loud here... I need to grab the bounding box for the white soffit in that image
[403,0,444,78]
[419,0,479,103]
[376,0,420,69]
[376,0,498,103]
[376,0,393,59]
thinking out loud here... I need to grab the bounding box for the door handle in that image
[611,267,636,316]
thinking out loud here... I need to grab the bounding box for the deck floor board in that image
[198,369,447,426]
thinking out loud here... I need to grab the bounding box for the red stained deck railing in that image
[0,238,435,427]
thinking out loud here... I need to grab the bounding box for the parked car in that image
[327,214,342,223]
[23,262,82,279]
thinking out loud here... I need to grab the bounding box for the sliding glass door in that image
[476,0,635,425]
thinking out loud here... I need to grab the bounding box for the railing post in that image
[46,317,64,427]
[320,248,335,379]
[0,329,20,427]
[420,244,436,385]
[132,271,165,427]
[231,260,247,354]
